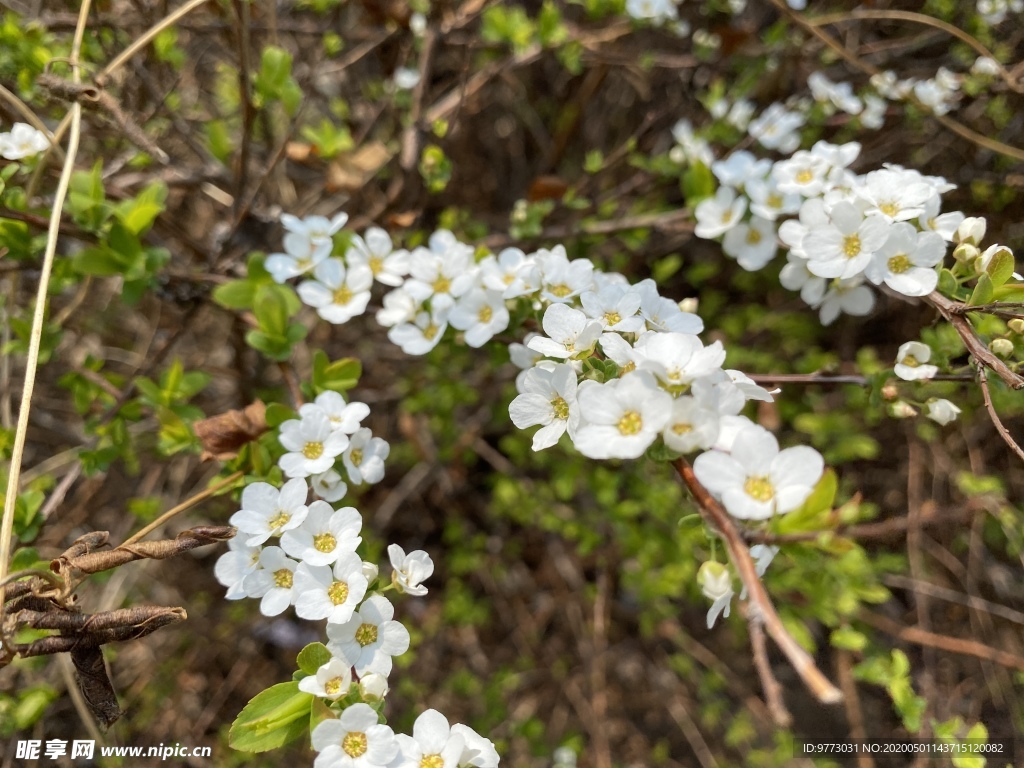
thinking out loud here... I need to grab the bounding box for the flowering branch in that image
[977,368,1024,465]
[925,292,1024,390]
[671,457,844,704]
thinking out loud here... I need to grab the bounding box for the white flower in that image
[279,407,351,478]
[537,246,595,304]
[266,213,346,283]
[858,169,933,223]
[722,215,778,270]
[242,546,298,616]
[393,710,465,768]
[388,304,451,355]
[918,196,964,241]
[326,595,411,677]
[509,363,580,450]
[803,201,890,279]
[865,223,945,296]
[697,561,733,629]
[971,56,1002,76]
[306,391,371,435]
[388,544,434,596]
[280,500,362,566]
[573,371,673,459]
[312,469,348,502]
[746,177,801,221]
[894,341,939,381]
[343,428,390,485]
[230,478,309,546]
[626,0,678,23]
[376,288,418,327]
[579,285,645,333]
[662,396,720,453]
[694,187,747,239]
[634,332,726,389]
[479,248,541,299]
[726,99,756,130]
[311,703,399,768]
[214,536,262,599]
[773,150,829,197]
[528,303,602,360]
[747,103,804,153]
[670,119,714,167]
[346,228,409,286]
[817,278,875,326]
[634,279,703,334]
[404,233,476,310]
[394,67,421,90]
[298,259,374,324]
[0,123,51,160]
[450,724,500,768]
[299,657,353,700]
[449,288,511,347]
[293,551,369,624]
[860,95,887,129]
[711,151,771,189]
[692,424,824,519]
[926,398,961,426]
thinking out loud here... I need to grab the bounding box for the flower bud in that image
[697,561,732,601]
[881,382,899,401]
[1008,319,1024,335]
[678,297,699,314]
[955,217,986,246]
[990,338,1014,358]
[361,560,380,583]
[926,398,961,426]
[358,673,389,703]
[979,244,1013,272]
[890,401,918,419]
[953,243,979,263]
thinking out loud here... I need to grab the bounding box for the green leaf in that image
[265,403,296,427]
[73,247,127,277]
[296,643,332,675]
[682,161,714,204]
[778,469,837,532]
[830,626,868,651]
[312,352,362,394]
[968,273,994,306]
[937,268,957,296]
[310,697,336,734]
[254,285,289,336]
[984,246,1015,287]
[114,181,167,235]
[228,682,312,753]
[213,280,257,310]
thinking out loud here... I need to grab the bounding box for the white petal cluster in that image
[0,123,51,160]
[693,138,967,324]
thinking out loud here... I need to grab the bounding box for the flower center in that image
[423,323,439,340]
[604,311,621,326]
[879,201,900,217]
[328,581,350,605]
[550,396,569,421]
[333,285,354,305]
[502,273,515,285]
[617,410,643,436]
[268,511,291,531]
[355,623,379,646]
[342,732,368,758]
[431,276,451,294]
[767,193,783,208]
[720,209,734,225]
[887,254,911,274]
[549,283,572,297]
[420,756,445,768]
[842,234,862,258]
[368,256,383,275]
[314,533,337,553]
[902,355,920,367]
[672,422,693,434]
[324,677,344,696]
[349,448,364,466]
[796,169,814,184]
[743,476,775,502]
[303,441,324,460]
[746,228,762,244]
[478,305,493,323]
[273,568,293,588]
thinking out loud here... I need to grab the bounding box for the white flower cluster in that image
[807,72,887,130]
[213,381,495,766]
[691,140,968,324]
[976,0,1023,25]
[871,67,963,117]
[0,123,50,161]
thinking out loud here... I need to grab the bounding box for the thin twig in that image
[746,607,793,727]
[672,458,844,703]
[977,367,1024,465]
[118,471,244,547]
[0,0,91,623]
[926,292,1024,390]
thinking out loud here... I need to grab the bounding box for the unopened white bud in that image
[358,673,389,702]
[990,338,1014,357]
[926,398,961,426]
[955,217,986,246]
[890,401,918,419]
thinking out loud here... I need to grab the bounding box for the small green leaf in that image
[213,280,257,310]
[265,403,296,427]
[830,626,868,651]
[937,268,957,295]
[968,273,994,306]
[73,247,127,277]
[228,682,312,753]
[254,285,289,336]
[296,643,332,675]
[681,161,714,205]
[984,246,1015,287]
[114,181,167,235]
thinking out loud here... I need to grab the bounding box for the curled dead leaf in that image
[194,400,268,461]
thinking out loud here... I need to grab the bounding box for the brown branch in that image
[746,605,793,728]
[835,649,875,768]
[672,458,843,704]
[926,292,1024,390]
[860,609,1024,672]
[977,367,1024,465]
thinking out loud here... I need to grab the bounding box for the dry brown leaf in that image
[326,141,391,192]
[193,400,268,461]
